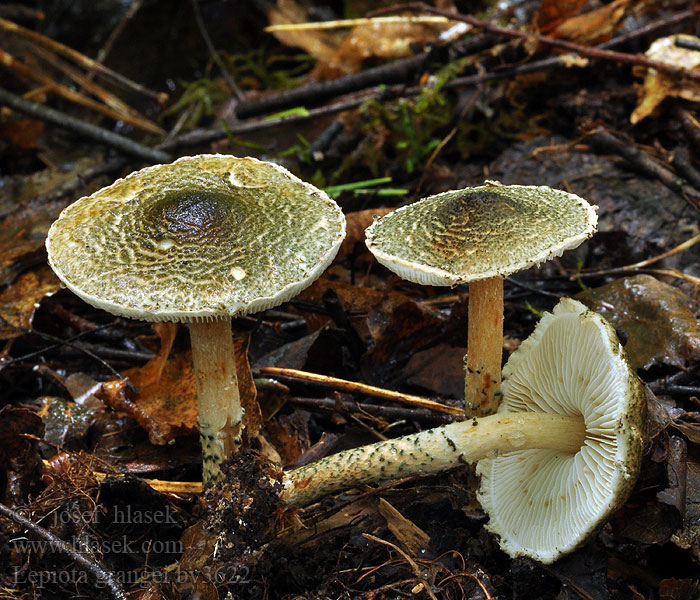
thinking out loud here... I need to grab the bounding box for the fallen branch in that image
[256,366,462,415]
[235,51,429,119]
[373,3,700,83]
[288,395,459,425]
[0,86,172,163]
[585,129,700,210]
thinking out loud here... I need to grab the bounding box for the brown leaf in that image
[177,522,219,599]
[114,325,260,445]
[98,378,179,445]
[37,396,97,448]
[576,275,700,370]
[315,21,449,77]
[671,456,700,561]
[0,265,61,338]
[124,334,199,445]
[234,335,262,439]
[659,578,700,600]
[536,0,587,34]
[335,207,393,262]
[265,417,308,467]
[402,343,466,399]
[0,405,45,503]
[267,0,343,68]
[550,0,631,44]
[0,158,105,287]
[0,118,44,150]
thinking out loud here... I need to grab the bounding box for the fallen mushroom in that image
[279,298,645,563]
[46,154,346,483]
[365,183,598,416]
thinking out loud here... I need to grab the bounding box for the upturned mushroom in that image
[365,183,598,416]
[279,298,645,563]
[46,154,346,483]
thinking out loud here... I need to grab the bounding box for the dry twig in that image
[257,366,462,415]
[0,87,172,163]
[0,16,167,103]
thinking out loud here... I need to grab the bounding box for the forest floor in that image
[0,1,699,599]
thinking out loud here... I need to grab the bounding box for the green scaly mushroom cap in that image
[365,184,597,286]
[46,155,346,322]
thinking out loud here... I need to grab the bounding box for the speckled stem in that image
[465,276,504,417]
[189,319,244,484]
[281,412,586,507]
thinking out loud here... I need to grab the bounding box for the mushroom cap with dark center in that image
[365,185,597,286]
[476,298,645,563]
[46,155,346,322]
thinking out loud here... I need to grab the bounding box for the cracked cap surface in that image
[46,154,346,322]
[365,184,597,286]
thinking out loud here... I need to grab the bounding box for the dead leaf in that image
[234,335,262,440]
[315,20,449,78]
[550,0,632,44]
[402,343,466,399]
[0,265,61,338]
[0,117,44,150]
[298,275,410,333]
[656,436,686,516]
[0,158,104,287]
[265,415,308,467]
[267,0,343,69]
[256,378,290,421]
[37,396,97,448]
[115,325,260,445]
[378,497,431,556]
[336,207,393,262]
[659,578,700,600]
[98,378,177,445]
[177,522,219,599]
[671,456,700,561]
[631,34,700,124]
[364,297,447,386]
[536,0,587,34]
[255,329,323,370]
[576,275,700,370]
[0,405,45,503]
[268,1,451,79]
[541,547,609,600]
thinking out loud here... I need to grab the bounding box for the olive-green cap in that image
[46,155,346,322]
[365,184,597,286]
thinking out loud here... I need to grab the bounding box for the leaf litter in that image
[0,1,699,599]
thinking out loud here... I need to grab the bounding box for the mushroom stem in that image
[280,412,586,507]
[465,276,504,417]
[189,318,244,484]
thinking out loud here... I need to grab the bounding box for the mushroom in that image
[279,298,645,563]
[45,154,346,483]
[365,183,598,416]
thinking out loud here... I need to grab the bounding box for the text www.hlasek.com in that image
[10,536,249,587]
